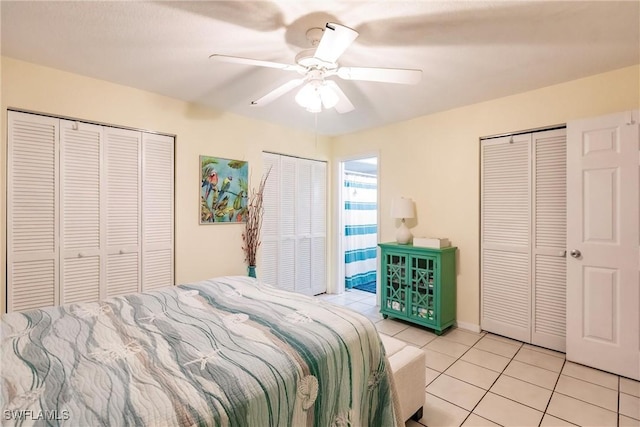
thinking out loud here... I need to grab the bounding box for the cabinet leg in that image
[382,314,388,319]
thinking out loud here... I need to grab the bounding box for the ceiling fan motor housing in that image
[295,49,337,72]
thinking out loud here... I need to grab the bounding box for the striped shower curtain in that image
[344,172,378,290]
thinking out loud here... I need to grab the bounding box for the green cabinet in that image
[379,243,457,335]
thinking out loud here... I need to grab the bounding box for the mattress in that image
[1,276,400,426]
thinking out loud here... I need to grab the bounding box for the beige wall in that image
[2,56,639,327]
[0,57,331,312]
[332,64,640,330]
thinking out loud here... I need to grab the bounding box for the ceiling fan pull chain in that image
[314,112,318,148]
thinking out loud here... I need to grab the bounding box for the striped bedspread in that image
[1,276,400,426]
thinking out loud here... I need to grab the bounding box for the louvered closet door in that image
[311,161,327,295]
[60,120,104,305]
[532,129,567,352]
[142,133,174,290]
[261,153,280,286]
[481,134,531,343]
[295,159,313,295]
[7,112,59,311]
[260,153,327,295]
[278,156,297,292]
[105,127,141,297]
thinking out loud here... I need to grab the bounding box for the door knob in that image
[570,249,581,258]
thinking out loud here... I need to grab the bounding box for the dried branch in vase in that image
[242,167,271,267]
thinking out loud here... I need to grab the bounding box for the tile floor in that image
[314,289,640,427]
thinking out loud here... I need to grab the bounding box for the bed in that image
[1,276,401,426]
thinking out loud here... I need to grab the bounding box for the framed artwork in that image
[200,156,248,224]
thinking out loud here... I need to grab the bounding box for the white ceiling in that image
[2,1,638,136]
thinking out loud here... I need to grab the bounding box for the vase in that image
[247,265,256,278]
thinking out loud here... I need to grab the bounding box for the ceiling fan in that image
[210,23,422,114]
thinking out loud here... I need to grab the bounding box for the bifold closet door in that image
[261,153,280,287]
[531,129,567,352]
[7,112,59,311]
[275,155,297,292]
[294,158,327,295]
[481,134,532,343]
[481,129,567,352]
[105,127,141,297]
[141,133,175,291]
[60,120,103,304]
[260,152,327,295]
[310,161,327,295]
[295,159,313,295]
[7,111,175,313]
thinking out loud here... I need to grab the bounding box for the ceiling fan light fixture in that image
[295,81,338,113]
[295,84,321,112]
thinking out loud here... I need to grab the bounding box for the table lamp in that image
[391,196,415,244]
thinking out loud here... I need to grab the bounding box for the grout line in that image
[521,343,566,359]
[508,359,564,375]
[457,340,521,426]
[552,389,619,414]
[537,357,567,427]
[424,339,506,425]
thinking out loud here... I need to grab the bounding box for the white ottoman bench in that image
[380,334,426,422]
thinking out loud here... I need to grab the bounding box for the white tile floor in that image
[314,289,640,427]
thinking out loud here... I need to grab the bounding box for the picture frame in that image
[200,156,248,224]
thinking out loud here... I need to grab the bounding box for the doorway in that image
[340,157,378,294]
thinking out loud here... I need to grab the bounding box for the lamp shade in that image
[295,81,338,113]
[391,197,415,219]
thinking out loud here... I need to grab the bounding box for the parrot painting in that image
[199,157,248,223]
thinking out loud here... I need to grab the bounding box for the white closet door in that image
[532,129,567,351]
[260,153,327,295]
[60,120,103,305]
[311,161,327,295]
[278,156,297,292]
[261,153,280,286]
[7,112,59,311]
[296,159,313,295]
[141,133,174,291]
[105,127,141,297]
[481,134,531,343]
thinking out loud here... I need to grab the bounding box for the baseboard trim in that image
[455,321,481,333]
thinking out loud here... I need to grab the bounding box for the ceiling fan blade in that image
[314,23,359,64]
[325,81,354,114]
[337,67,422,84]
[210,54,299,71]
[251,79,304,106]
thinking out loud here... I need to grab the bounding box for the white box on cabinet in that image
[413,237,450,248]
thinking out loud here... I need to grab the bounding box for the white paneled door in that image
[566,110,639,380]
